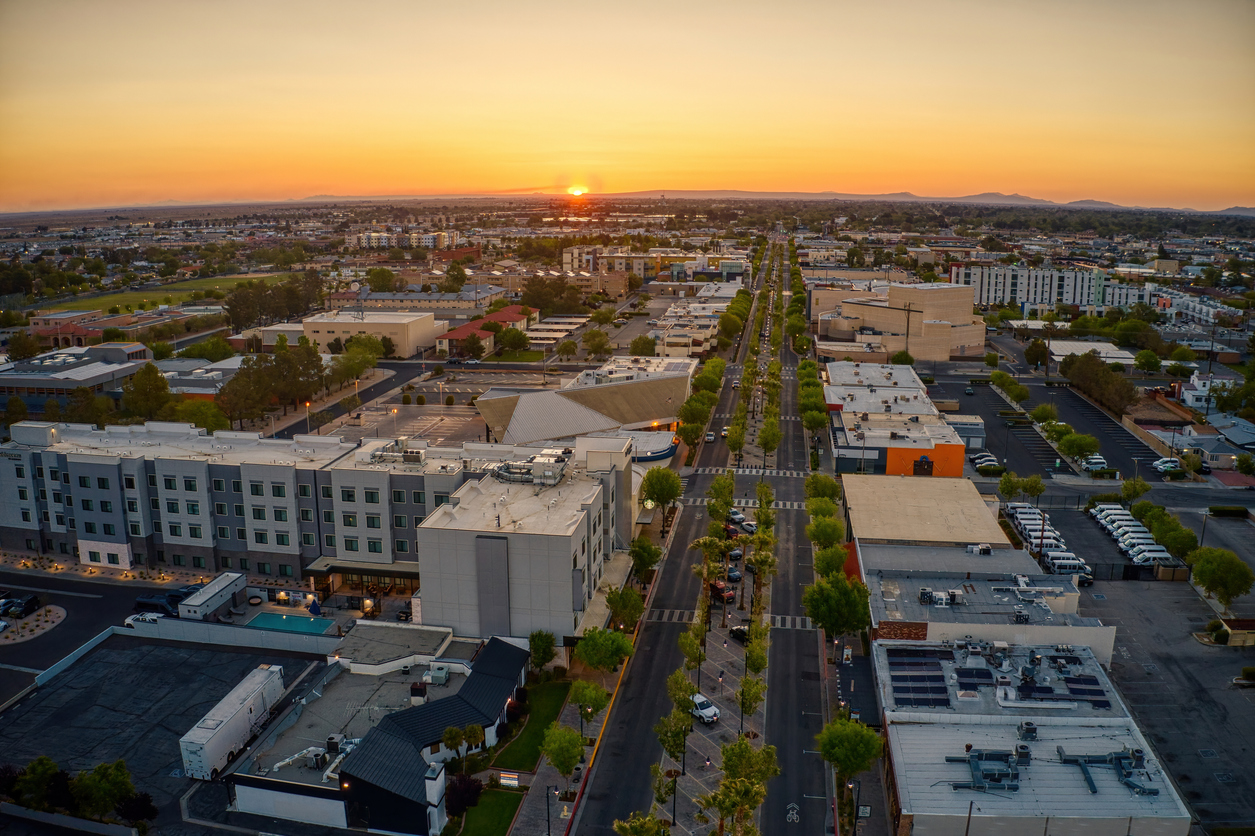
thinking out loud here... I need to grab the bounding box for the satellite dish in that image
[349,282,360,291]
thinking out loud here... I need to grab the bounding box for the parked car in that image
[133,594,180,617]
[709,580,735,603]
[729,625,749,644]
[741,521,758,534]
[613,318,628,326]
[723,524,741,539]
[728,548,743,561]
[0,621,8,634]
[705,432,716,443]
[726,566,743,583]
[2,594,41,619]
[1081,456,1108,471]
[1089,504,1124,518]
[727,510,746,524]
[463,358,481,365]
[965,387,975,395]
[690,693,720,725]
[1152,457,1180,472]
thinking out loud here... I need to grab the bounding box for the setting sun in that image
[568,187,587,196]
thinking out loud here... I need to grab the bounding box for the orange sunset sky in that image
[1,0,1253,213]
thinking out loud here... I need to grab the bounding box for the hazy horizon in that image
[2,0,1252,214]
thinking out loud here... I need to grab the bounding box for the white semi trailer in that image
[180,664,284,780]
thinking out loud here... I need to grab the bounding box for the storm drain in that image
[1215,773,1235,784]
[1198,749,1218,759]
[1091,594,1107,600]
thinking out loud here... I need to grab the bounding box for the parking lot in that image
[931,378,1050,478]
[1078,580,1255,829]
[1050,388,1161,478]
[0,636,320,830]
[1046,509,1155,581]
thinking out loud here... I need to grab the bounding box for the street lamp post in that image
[545,785,559,836]
[305,401,313,435]
[847,778,862,836]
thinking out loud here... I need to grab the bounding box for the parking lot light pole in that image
[545,785,559,835]
[847,778,862,835]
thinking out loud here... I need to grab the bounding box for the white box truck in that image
[180,664,284,780]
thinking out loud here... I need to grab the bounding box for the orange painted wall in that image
[884,443,965,478]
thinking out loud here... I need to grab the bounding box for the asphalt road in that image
[576,246,774,834]
[0,570,145,704]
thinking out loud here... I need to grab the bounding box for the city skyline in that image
[1,0,1253,213]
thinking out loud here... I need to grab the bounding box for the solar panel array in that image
[889,649,952,707]
[955,668,994,689]
[1064,675,1112,707]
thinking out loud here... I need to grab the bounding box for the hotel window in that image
[393,515,407,528]
[273,508,288,522]
[107,554,120,565]
[252,508,266,520]
[84,521,97,534]
[166,501,179,514]
[184,478,197,491]
[164,477,176,490]
[239,558,250,571]
[232,480,242,493]
[14,466,23,478]
[300,508,313,522]
[148,474,157,488]
[221,556,232,568]
[149,498,159,511]
[321,485,333,499]
[395,540,409,553]
[168,524,182,537]
[324,535,336,547]
[89,551,101,563]
[17,488,27,501]
[217,526,230,539]
[341,488,356,502]
[212,478,225,492]
[189,526,202,539]
[392,489,406,503]
[82,499,94,511]
[343,538,359,552]
[272,484,286,498]
[412,491,425,504]
[79,476,90,488]
[280,564,294,577]
[101,501,113,513]
[130,523,141,536]
[302,532,316,546]
[234,504,244,517]
[276,532,290,546]
[186,502,199,515]
[237,528,247,540]
[215,502,227,516]
[364,490,379,504]
[193,556,205,568]
[298,484,311,498]
[343,514,357,527]
[323,510,334,524]
[257,562,271,574]
[434,493,449,506]
[366,515,381,529]
[97,477,110,489]
[250,483,264,496]
[103,523,115,536]
[21,509,32,522]
[367,539,383,554]
[254,531,268,545]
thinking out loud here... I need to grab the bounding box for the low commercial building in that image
[841,473,1010,549]
[824,361,967,476]
[0,342,152,411]
[326,284,507,313]
[302,311,447,359]
[814,283,984,363]
[873,640,1191,836]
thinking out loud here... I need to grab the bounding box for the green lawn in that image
[462,789,525,836]
[492,680,571,771]
[495,350,543,363]
[49,273,282,311]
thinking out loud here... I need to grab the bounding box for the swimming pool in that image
[246,611,336,635]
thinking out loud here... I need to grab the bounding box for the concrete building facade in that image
[302,311,447,358]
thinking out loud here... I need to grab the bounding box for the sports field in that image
[49,273,284,311]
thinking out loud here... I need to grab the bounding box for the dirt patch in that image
[1126,397,1188,425]
[0,605,67,644]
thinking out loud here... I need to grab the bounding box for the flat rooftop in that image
[826,385,937,417]
[889,721,1190,824]
[420,471,601,536]
[241,663,467,787]
[867,571,1104,629]
[874,640,1128,720]
[859,544,1037,574]
[844,475,1009,547]
[825,360,927,390]
[6,421,359,467]
[332,622,454,667]
[304,311,433,324]
[834,415,963,450]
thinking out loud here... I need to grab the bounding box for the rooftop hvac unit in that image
[919,587,933,605]
[327,734,347,754]
[948,589,965,605]
[1013,611,1030,624]
[1015,744,1032,766]
[1018,721,1038,741]
[934,593,950,608]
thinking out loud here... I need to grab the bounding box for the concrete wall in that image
[234,784,347,828]
[0,803,137,836]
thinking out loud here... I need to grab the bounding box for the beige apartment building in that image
[814,283,984,363]
[302,311,447,358]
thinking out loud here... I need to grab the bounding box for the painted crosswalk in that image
[648,609,696,623]
[681,497,806,510]
[693,467,808,478]
[768,614,814,630]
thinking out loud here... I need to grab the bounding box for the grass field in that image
[495,350,543,363]
[48,273,283,311]
[462,789,525,836]
[492,680,571,772]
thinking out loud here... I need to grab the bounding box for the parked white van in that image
[1048,557,1092,574]
[1089,504,1124,518]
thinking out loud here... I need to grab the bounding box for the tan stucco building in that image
[302,311,447,358]
[814,283,984,363]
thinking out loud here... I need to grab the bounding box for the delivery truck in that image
[180,664,284,780]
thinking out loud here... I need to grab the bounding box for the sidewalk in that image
[825,644,890,836]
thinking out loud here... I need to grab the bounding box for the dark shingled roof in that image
[336,638,529,803]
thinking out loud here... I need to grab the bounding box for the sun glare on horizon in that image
[568,187,587,196]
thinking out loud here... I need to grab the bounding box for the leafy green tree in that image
[7,331,43,361]
[1019,474,1046,505]
[629,537,663,583]
[590,307,616,328]
[807,497,838,519]
[640,466,683,510]
[758,415,782,466]
[805,516,844,549]
[121,363,173,419]
[1030,403,1058,424]
[174,400,230,432]
[114,791,158,826]
[1121,476,1151,503]
[440,262,468,293]
[464,723,485,758]
[555,339,579,361]
[614,808,669,835]
[1058,432,1101,459]
[814,545,846,577]
[802,409,828,441]
[721,737,780,785]
[529,630,556,670]
[42,398,61,421]
[365,267,396,292]
[582,328,611,357]
[5,395,28,428]
[1134,349,1162,375]
[666,667,697,710]
[735,675,768,733]
[1024,339,1049,368]
[803,572,870,641]
[179,335,236,362]
[442,726,465,764]
[804,473,841,500]
[499,327,530,352]
[1236,453,1255,477]
[1169,345,1196,362]
[653,708,690,767]
[148,341,174,360]
[607,587,645,631]
[66,386,105,426]
[71,760,135,821]
[1192,548,1255,612]
[889,350,914,366]
[574,627,634,671]
[816,716,883,805]
[13,755,60,811]
[541,724,586,790]
[629,335,656,356]
[570,680,612,737]
[462,333,485,360]
[985,352,1000,369]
